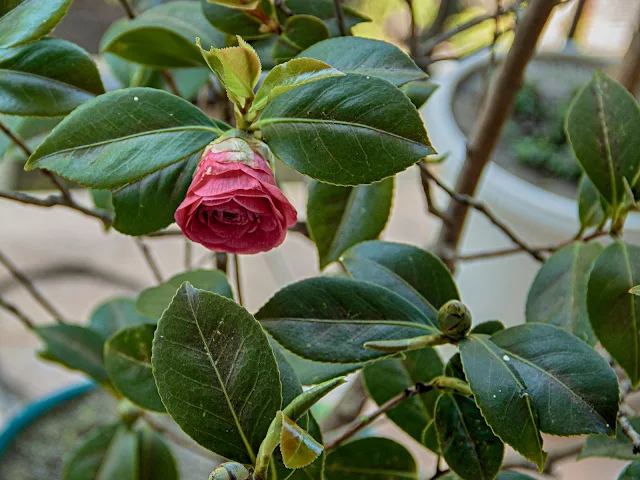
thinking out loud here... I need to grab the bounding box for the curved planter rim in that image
[422,50,640,236]
[0,382,95,460]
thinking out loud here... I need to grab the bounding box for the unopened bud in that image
[210,462,252,480]
[437,300,472,340]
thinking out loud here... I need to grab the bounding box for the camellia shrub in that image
[1,0,640,479]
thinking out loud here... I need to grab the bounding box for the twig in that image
[333,0,348,36]
[0,296,35,330]
[233,254,243,306]
[619,403,640,455]
[325,382,434,452]
[161,70,181,97]
[406,0,419,58]
[420,0,452,52]
[419,165,448,222]
[618,7,640,94]
[321,374,368,433]
[421,164,545,263]
[117,0,136,19]
[453,229,609,262]
[143,413,221,461]
[185,240,192,271]
[0,190,112,227]
[135,239,163,284]
[567,0,587,40]
[0,249,64,322]
[434,0,562,271]
[480,0,503,105]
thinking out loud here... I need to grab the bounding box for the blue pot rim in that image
[0,382,96,459]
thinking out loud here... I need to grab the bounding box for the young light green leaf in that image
[630,286,640,296]
[280,413,323,469]
[578,175,609,232]
[325,437,418,480]
[152,283,282,463]
[459,334,547,471]
[491,324,618,436]
[588,241,640,387]
[0,0,72,49]
[308,180,394,269]
[198,36,261,104]
[401,80,438,109]
[136,269,233,320]
[0,38,104,116]
[102,2,226,69]
[283,377,346,420]
[566,71,640,221]
[340,241,459,324]
[299,37,428,87]
[90,297,152,339]
[255,74,435,186]
[25,88,225,235]
[526,242,602,345]
[579,417,640,461]
[363,348,443,452]
[251,58,344,114]
[255,277,438,364]
[273,15,330,64]
[35,324,109,385]
[105,324,165,412]
[435,393,504,480]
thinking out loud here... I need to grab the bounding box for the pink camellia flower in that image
[175,131,297,254]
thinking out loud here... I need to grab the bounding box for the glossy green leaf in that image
[435,393,504,480]
[202,0,267,38]
[619,461,640,480]
[285,0,370,37]
[0,0,72,49]
[459,334,546,470]
[136,269,233,320]
[325,437,417,480]
[63,424,123,480]
[280,413,323,469]
[35,324,109,384]
[526,242,602,345]
[0,38,104,116]
[152,283,282,462]
[197,36,261,104]
[26,88,225,235]
[102,2,226,69]
[490,324,618,435]
[579,417,640,461]
[363,348,443,452]
[105,324,165,412]
[440,473,536,480]
[470,321,504,336]
[90,297,152,339]
[255,74,434,186]
[256,277,437,364]
[137,426,179,480]
[308,179,393,269]
[251,57,344,114]
[273,15,330,64]
[588,241,640,386]
[340,241,459,323]
[90,189,114,215]
[299,37,427,87]
[566,71,640,218]
[401,80,438,109]
[578,175,609,232]
[207,0,260,9]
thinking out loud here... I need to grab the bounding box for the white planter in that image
[422,52,640,328]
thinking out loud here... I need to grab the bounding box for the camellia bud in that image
[209,462,252,480]
[437,300,472,340]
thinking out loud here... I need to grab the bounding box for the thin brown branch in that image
[161,70,181,97]
[325,382,434,452]
[233,254,244,306]
[435,0,562,271]
[333,0,348,36]
[143,413,221,461]
[321,374,368,433]
[406,0,419,58]
[453,229,609,262]
[618,7,640,94]
[419,165,448,222]
[422,164,545,263]
[0,296,35,330]
[0,249,64,322]
[619,403,640,455]
[421,0,452,51]
[117,0,136,19]
[135,239,163,284]
[0,190,112,227]
[567,0,587,39]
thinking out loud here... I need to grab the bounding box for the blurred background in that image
[1,0,639,478]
